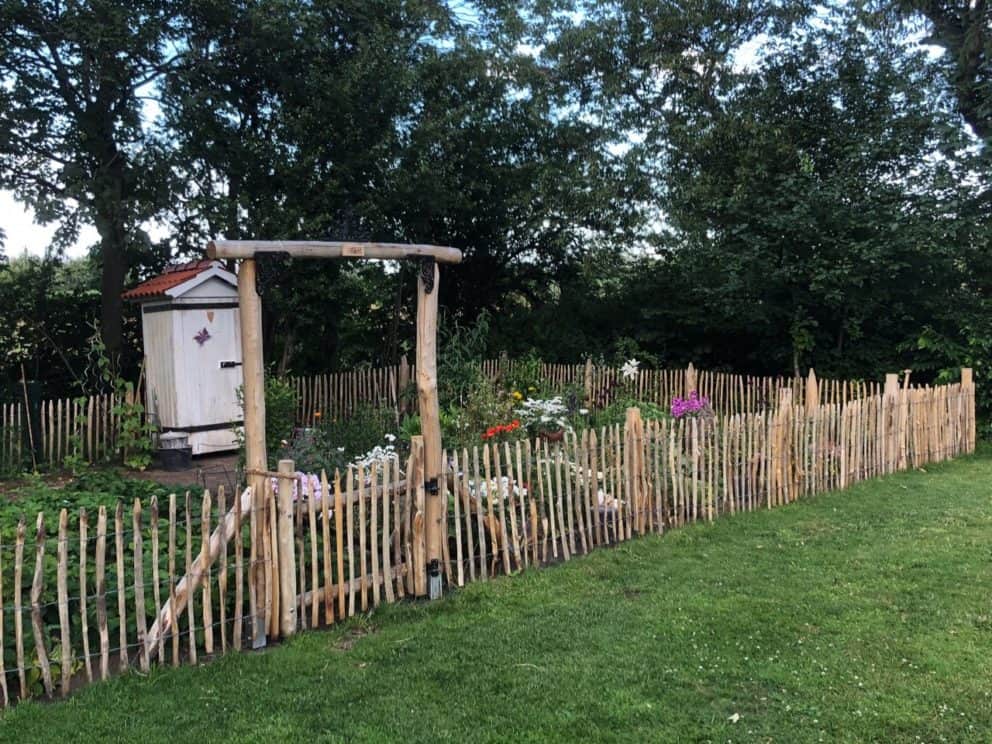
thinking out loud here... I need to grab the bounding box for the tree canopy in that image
[0,0,988,414]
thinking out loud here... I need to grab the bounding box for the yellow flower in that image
[512,390,523,400]
[527,386,536,392]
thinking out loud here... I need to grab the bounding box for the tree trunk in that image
[93,202,128,364]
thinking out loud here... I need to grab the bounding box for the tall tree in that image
[0,0,182,360]
[881,0,991,143]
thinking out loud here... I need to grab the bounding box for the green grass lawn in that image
[3,447,991,743]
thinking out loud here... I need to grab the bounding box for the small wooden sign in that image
[341,245,365,258]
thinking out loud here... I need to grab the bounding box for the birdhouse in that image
[123,259,243,455]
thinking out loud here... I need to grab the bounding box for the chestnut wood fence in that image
[0,371,975,707]
[0,392,137,473]
[0,358,949,472]
[291,357,892,426]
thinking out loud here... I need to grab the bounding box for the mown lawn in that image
[3,446,991,743]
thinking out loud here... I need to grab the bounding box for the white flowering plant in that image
[518,396,572,435]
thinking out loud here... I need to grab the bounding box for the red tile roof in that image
[122,259,220,300]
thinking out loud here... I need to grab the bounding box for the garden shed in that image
[123,259,243,455]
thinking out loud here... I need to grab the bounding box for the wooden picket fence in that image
[0,358,943,472]
[288,360,411,427]
[0,392,133,472]
[0,371,975,707]
[291,357,884,426]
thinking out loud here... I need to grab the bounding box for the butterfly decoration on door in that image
[194,327,212,346]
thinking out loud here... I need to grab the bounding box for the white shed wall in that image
[142,307,178,428]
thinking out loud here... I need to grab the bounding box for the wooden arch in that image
[207,239,462,644]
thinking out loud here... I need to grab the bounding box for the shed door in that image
[176,306,243,429]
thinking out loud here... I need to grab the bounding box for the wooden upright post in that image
[805,369,819,411]
[584,358,594,404]
[624,407,645,533]
[416,259,444,599]
[237,259,268,648]
[398,356,410,414]
[276,460,297,637]
[686,363,697,396]
[962,368,975,453]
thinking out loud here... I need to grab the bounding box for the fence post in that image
[624,407,646,534]
[961,368,975,453]
[276,459,297,637]
[685,363,696,397]
[398,356,410,413]
[584,358,594,405]
[883,373,899,473]
[237,258,268,648]
[805,369,819,412]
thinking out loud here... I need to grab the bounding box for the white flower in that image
[621,358,640,380]
[384,433,396,442]
[337,447,345,452]
[578,408,589,415]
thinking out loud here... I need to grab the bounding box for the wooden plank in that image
[358,464,369,611]
[505,442,522,569]
[30,512,54,696]
[452,450,464,586]
[515,441,529,568]
[307,475,320,625]
[152,498,166,664]
[392,457,404,599]
[55,509,71,696]
[78,508,93,682]
[347,466,356,616]
[370,463,381,607]
[494,444,512,575]
[275,463,297,637]
[95,507,109,680]
[133,499,150,672]
[459,448,475,582]
[335,470,346,618]
[473,446,488,579]
[217,487,228,653]
[14,519,26,698]
[381,461,395,604]
[168,495,179,666]
[115,502,129,672]
[208,240,461,263]
[296,485,306,631]
[590,429,602,545]
[185,493,198,664]
[320,471,334,623]
[233,484,244,651]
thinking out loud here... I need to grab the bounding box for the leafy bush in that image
[277,405,400,475]
[438,311,491,407]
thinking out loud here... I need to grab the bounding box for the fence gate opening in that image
[206,240,463,647]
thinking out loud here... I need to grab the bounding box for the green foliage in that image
[590,398,671,430]
[438,311,492,408]
[263,376,298,469]
[84,325,156,471]
[279,405,399,476]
